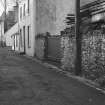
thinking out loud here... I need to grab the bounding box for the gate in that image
[47,36,62,62]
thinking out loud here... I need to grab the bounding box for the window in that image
[20,29,23,47]
[23,4,25,16]
[16,35,18,47]
[28,0,30,13]
[23,26,25,47]
[27,26,31,48]
[20,7,22,19]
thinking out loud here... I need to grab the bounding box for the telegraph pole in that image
[75,0,82,75]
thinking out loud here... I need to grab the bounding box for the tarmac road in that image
[0,47,104,105]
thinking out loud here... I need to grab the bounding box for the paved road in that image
[0,47,105,105]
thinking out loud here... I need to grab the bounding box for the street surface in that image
[0,47,104,105]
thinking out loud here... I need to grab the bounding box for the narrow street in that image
[0,47,104,105]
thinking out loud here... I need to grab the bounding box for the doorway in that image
[23,26,26,54]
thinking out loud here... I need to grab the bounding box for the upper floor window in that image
[27,25,31,48]
[20,29,23,47]
[16,35,18,47]
[20,7,22,19]
[23,4,26,16]
[28,0,30,14]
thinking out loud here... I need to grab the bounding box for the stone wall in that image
[82,30,105,81]
[35,33,47,60]
[61,36,76,72]
[61,27,105,84]
[61,26,76,73]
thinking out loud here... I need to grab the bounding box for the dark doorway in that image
[23,26,26,54]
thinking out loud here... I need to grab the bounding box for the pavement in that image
[0,47,104,105]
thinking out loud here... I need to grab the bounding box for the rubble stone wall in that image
[61,26,76,72]
[61,36,76,72]
[61,28,105,83]
[82,30,105,80]
[35,34,47,60]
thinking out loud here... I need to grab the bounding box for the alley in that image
[0,47,104,105]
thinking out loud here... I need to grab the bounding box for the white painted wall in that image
[0,22,4,42]
[36,0,76,35]
[36,0,56,35]
[56,0,76,34]
[5,0,76,56]
[19,0,36,56]
[5,23,18,46]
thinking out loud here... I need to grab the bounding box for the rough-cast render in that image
[36,0,75,35]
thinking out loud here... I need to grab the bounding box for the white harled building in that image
[18,0,76,57]
[18,0,36,56]
[6,0,76,57]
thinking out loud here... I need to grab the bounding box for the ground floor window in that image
[16,35,18,47]
[27,26,31,48]
[20,29,23,47]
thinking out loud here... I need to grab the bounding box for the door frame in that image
[23,26,26,53]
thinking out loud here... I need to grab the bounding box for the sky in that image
[0,0,16,16]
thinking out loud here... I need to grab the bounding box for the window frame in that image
[20,7,22,20]
[20,29,23,47]
[27,0,30,14]
[23,4,26,17]
[16,35,18,47]
[27,25,31,48]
